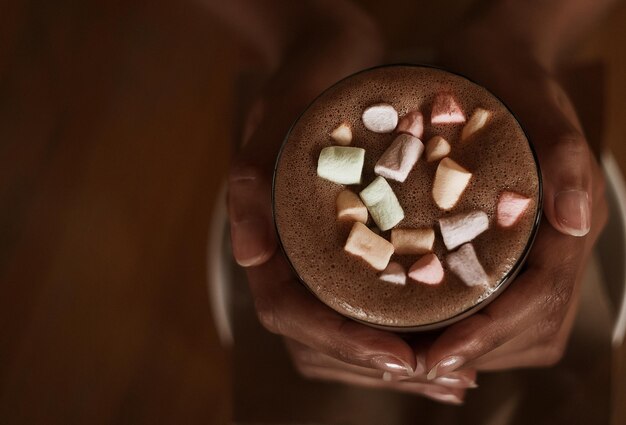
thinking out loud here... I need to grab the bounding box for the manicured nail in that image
[554,190,590,237]
[231,218,272,266]
[434,372,478,389]
[371,355,413,376]
[427,356,465,380]
[423,388,464,405]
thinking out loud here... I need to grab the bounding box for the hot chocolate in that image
[273,65,541,330]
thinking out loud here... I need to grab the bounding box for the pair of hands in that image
[227,18,608,404]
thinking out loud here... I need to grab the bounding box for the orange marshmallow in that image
[344,222,395,271]
[391,227,435,255]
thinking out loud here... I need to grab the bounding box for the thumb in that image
[512,77,592,237]
[539,131,592,237]
[227,162,277,267]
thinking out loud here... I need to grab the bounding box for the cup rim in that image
[271,63,543,332]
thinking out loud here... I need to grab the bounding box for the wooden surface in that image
[0,1,233,424]
[1,1,625,424]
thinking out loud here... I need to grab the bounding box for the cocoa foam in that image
[273,65,540,328]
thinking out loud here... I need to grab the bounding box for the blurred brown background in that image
[1,1,625,424]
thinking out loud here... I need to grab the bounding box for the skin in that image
[212,0,617,404]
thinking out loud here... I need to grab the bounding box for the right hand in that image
[227,8,475,404]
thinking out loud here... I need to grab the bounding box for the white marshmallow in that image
[391,227,435,255]
[408,253,444,285]
[397,110,424,138]
[379,262,407,285]
[461,108,491,141]
[336,189,368,223]
[330,122,353,145]
[425,136,451,162]
[344,222,395,271]
[360,176,405,231]
[317,146,365,185]
[374,134,424,183]
[362,103,398,133]
[439,210,489,250]
[497,191,532,227]
[431,94,466,124]
[432,158,472,210]
[447,243,488,286]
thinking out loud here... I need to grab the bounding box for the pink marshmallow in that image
[397,110,424,138]
[374,134,424,183]
[439,210,489,251]
[447,243,488,287]
[497,191,532,228]
[431,94,466,124]
[408,253,444,285]
[379,262,407,285]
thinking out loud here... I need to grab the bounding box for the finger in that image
[298,364,466,405]
[288,338,479,389]
[505,77,593,237]
[247,253,417,375]
[471,183,607,371]
[424,223,584,379]
[471,281,579,371]
[228,162,277,266]
[538,127,593,238]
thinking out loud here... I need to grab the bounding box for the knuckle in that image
[254,295,281,335]
[294,363,319,380]
[323,337,361,364]
[228,161,264,185]
[540,341,566,367]
[554,132,586,152]
[542,270,575,316]
[463,312,509,355]
[537,314,563,339]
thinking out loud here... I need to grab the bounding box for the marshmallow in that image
[397,110,424,138]
[431,94,466,124]
[447,243,488,286]
[379,262,407,285]
[317,146,365,185]
[362,103,398,133]
[336,189,368,223]
[497,191,532,228]
[360,177,405,231]
[425,136,451,162]
[408,253,444,285]
[439,210,489,250]
[374,134,424,183]
[391,227,435,255]
[330,122,353,145]
[344,222,394,271]
[432,158,472,210]
[461,108,491,141]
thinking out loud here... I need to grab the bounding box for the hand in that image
[419,25,609,379]
[228,7,474,404]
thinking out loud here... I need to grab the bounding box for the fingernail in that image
[554,190,590,237]
[231,218,272,266]
[371,355,413,376]
[423,388,464,405]
[427,356,465,380]
[434,373,478,389]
